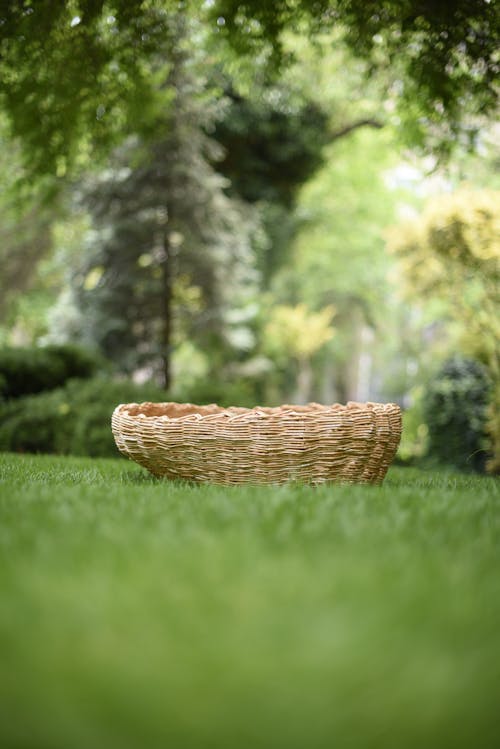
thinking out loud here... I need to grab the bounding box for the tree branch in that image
[329,118,384,141]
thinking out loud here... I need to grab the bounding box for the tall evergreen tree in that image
[50,37,259,386]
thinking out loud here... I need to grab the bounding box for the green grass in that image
[0,453,499,749]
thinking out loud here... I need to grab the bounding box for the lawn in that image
[0,452,499,749]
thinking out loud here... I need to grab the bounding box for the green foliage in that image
[0,373,266,457]
[0,124,63,335]
[0,387,71,455]
[397,387,429,465]
[0,376,168,457]
[0,344,103,400]
[214,88,330,206]
[175,377,258,409]
[56,134,259,380]
[424,356,492,473]
[268,126,400,403]
[1,0,498,187]
[0,185,53,320]
[388,188,500,470]
[1,3,497,421]
[212,81,332,280]
[211,0,499,152]
[287,127,397,305]
[485,383,500,475]
[41,22,265,385]
[264,303,336,361]
[260,302,336,403]
[0,0,170,179]
[388,189,499,302]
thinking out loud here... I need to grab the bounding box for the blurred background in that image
[0,0,498,472]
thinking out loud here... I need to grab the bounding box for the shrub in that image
[0,377,167,458]
[0,388,72,455]
[65,378,168,457]
[485,382,500,475]
[424,356,492,473]
[174,378,258,409]
[396,386,428,465]
[0,345,103,400]
[0,373,269,458]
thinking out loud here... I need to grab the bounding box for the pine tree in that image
[50,46,259,386]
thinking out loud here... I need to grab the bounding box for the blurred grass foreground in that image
[1,453,499,749]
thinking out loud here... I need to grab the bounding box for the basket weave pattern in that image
[112,401,402,485]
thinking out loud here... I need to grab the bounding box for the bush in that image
[424,356,492,473]
[0,373,267,458]
[396,386,429,465]
[174,378,258,408]
[0,377,168,458]
[485,382,500,475]
[0,345,104,400]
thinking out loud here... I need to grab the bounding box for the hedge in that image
[0,377,168,458]
[0,345,103,400]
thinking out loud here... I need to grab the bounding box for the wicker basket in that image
[111,401,401,485]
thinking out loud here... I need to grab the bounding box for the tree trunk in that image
[160,229,172,390]
[158,17,185,392]
[294,357,313,404]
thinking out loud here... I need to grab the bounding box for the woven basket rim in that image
[113,400,400,423]
[112,400,402,485]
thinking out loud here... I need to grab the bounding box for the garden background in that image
[0,0,498,474]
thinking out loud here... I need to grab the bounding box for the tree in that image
[263,303,336,403]
[387,189,499,375]
[387,188,500,471]
[210,0,499,152]
[43,25,386,386]
[0,0,171,180]
[49,92,259,387]
[211,48,385,280]
[268,125,405,404]
[1,1,498,184]
[0,123,60,342]
[13,9,260,389]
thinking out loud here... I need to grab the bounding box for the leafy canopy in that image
[0,0,174,178]
[0,0,498,182]
[211,1,499,132]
